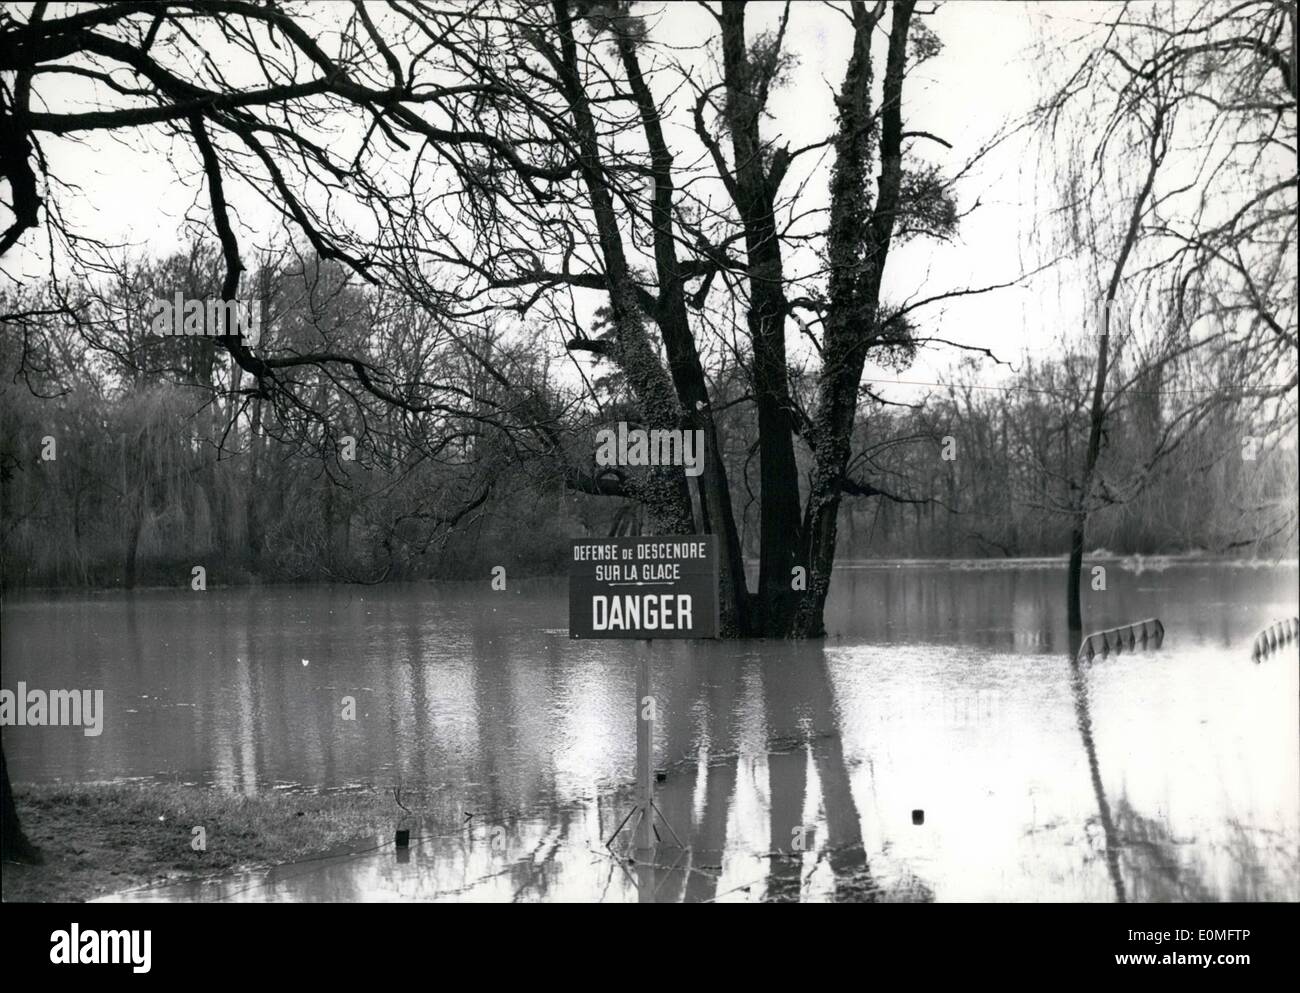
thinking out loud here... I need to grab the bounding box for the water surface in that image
[3,559,1297,902]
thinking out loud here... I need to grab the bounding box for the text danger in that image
[592,594,694,632]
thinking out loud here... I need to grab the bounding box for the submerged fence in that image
[1251,617,1299,662]
[1077,618,1165,661]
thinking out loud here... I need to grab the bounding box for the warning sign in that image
[569,535,719,639]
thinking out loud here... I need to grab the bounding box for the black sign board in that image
[569,535,719,639]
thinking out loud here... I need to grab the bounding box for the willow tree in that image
[1034,0,1298,634]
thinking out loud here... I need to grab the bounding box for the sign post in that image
[570,535,716,861]
[635,650,653,852]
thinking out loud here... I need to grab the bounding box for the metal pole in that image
[635,648,653,852]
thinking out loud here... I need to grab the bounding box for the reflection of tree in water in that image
[639,642,934,902]
[363,639,942,902]
[1112,800,1299,903]
[365,806,585,901]
[872,869,936,903]
[1066,653,1126,902]
[499,815,574,901]
[1213,821,1300,903]
[1106,795,1213,903]
[759,644,874,901]
[1067,649,1293,904]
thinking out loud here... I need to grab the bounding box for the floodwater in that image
[3,559,1297,902]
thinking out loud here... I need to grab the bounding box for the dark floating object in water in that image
[912,809,924,825]
[1251,617,1299,663]
[1077,617,1164,661]
[655,771,667,783]
[395,829,410,848]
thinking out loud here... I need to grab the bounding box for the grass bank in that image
[3,782,439,902]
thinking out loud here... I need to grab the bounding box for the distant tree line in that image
[2,245,1292,591]
[831,357,1296,561]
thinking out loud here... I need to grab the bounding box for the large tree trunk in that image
[719,3,804,635]
[794,0,916,637]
